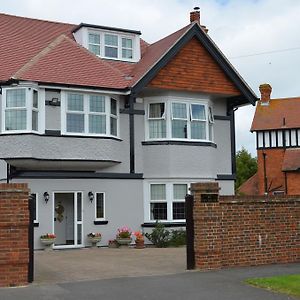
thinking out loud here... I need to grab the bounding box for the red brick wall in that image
[191,182,300,270]
[0,183,30,287]
[148,37,241,95]
[286,172,300,195]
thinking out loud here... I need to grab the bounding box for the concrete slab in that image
[34,247,186,284]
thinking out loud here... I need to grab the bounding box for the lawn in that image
[246,274,300,298]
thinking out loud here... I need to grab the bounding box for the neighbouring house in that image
[239,83,300,195]
[0,8,257,249]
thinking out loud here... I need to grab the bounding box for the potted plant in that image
[116,226,132,247]
[134,231,145,249]
[40,233,56,250]
[108,239,119,248]
[87,232,102,247]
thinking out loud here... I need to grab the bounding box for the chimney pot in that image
[190,7,200,24]
[259,83,272,106]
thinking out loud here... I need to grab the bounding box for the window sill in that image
[141,222,186,228]
[94,220,109,225]
[142,141,217,148]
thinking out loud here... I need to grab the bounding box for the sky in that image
[1,0,300,156]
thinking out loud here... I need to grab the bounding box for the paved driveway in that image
[1,263,299,300]
[34,247,186,284]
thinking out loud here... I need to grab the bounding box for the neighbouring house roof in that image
[282,148,300,171]
[251,97,300,131]
[238,172,259,195]
[0,12,257,104]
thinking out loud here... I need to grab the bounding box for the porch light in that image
[43,192,50,203]
[88,191,94,203]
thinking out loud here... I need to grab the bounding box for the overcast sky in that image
[1,0,300,156]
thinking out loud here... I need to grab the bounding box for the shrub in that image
[145,222,170,248]
[169,229,186,247]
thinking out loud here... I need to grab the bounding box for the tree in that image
[235,147,257,189]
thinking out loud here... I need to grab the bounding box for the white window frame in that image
[145,97,213,142]
[88,32,101,56]
[104,33,119,59]
[61,91,119,137]
[94,192,106,221]
[145,181,190,223]
[1,86,45,134]
[121,36,133,59]
[86,30,138,62]
[31,193,39,224]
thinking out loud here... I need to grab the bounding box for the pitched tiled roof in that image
[238,173,259,195]
[251,97,300,131]
[282,148,300,171]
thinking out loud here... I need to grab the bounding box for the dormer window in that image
[73,25,141,62]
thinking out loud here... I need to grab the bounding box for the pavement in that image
[0,247,299,300]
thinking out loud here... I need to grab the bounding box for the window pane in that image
[68,94,84,111]
[191,104,205,120]
[110,117,117,136]
[32,110,38,131]
[5,110,26,130]
[173,184,187,199]
[89,44,100,56]
[150,203,167,220]
[77,193,82,221]
[77,224,82,244]
[6,89,26,107]
[105,46,118,58]
[172,120,187,138]
[150,184,166,200]
[173,202,185,220]
[105,34,118,46]
[66,113,84,133]
[149,120,166,139]
[191,121,206,139]
[122,38,132,48]
[90,95,105,112]
[89,33,100,44]
[149,103,165,118]
[89,115,106,134]
[110,99,117,116]
[33,90,38,108]
[96,193,104,219]
[172,103,187,119]
[122,49,133,59]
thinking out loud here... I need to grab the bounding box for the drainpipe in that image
[6,163,10,183]
[128,94,136,174]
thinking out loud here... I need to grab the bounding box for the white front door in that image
[53,192,83,249]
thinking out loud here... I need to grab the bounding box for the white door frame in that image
[52,191,84,249]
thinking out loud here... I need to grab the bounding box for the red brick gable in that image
[148,37,240,95]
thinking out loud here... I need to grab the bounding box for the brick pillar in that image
[191,182,222,270]
[0,183,30,287]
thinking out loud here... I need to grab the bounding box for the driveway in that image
[34,247,186,284]
[1,263,299,300]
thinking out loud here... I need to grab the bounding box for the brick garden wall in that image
[191,182,300,270]
[0,183,30,287]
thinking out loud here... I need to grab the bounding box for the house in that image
[239,83,300,195]
[0,8,257,249]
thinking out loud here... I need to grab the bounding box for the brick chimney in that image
[259,84,272,106]
[190,7,208,33]
[190,7,200,24]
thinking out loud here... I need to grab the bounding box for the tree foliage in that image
[236,147,257,189]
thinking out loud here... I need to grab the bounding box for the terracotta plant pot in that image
[135,239,145,249]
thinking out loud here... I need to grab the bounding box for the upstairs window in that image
[122,38,133,59]
[63,92,118,137]
[105,34,118,58]
[88,33,101,56]
[147,99,213,142]
[2,88,41,133]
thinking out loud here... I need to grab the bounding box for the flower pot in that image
[88,236,101,247]
[116,237,132,247]
[108,241,119,248]
[135,239,145,249]
[40,238,55,251]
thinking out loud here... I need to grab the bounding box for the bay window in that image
[148,183,189,222]
[147,99,213,141]
[2,87,42,133]
[62,92,118,137]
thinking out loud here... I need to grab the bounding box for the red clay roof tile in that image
[282,148,300,171]
[251,97,300,131]
[238,172,259,195]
